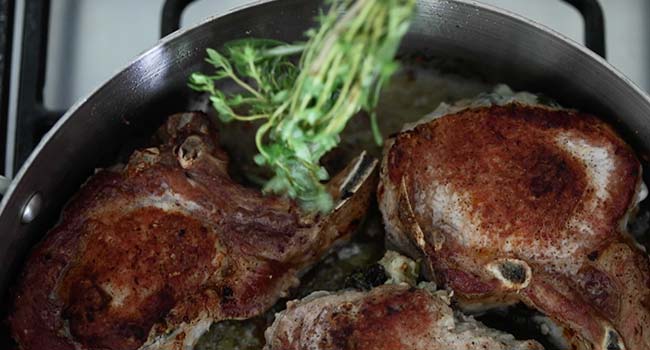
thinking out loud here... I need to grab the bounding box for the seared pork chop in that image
[264,283,543,350]
[9,112,377,350]
[379,102,650,349]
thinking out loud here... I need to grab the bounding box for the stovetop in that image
[2,0,649,179]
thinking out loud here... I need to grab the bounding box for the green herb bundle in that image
[189,0,416,213]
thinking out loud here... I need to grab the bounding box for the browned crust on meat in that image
[332,287,435,350]
[265,286,445,350]
[380,103,649,349]
[387,104,639,246]
[265,284,543,350]
[9,114,283,350]
[9,112,376,350]
[58,207,221,349]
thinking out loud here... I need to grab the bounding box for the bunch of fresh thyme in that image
[188,0,416,213]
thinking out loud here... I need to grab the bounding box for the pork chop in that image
[379,102,650,349]
[264,283,543,350]
[9,112,377,350]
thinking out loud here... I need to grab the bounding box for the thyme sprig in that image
[189,0,416,213]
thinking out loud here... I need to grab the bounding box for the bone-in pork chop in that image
[9,112,377,350]
[264,283,543,350]
[379,103,650,349]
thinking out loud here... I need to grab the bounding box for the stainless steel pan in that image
[2,0,650,317]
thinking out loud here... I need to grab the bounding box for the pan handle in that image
[0,175,9,196]
[160,0,198,37]
[559,0,606,58]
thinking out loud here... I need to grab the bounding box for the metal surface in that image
[12,0,65,174]
[19,192,41,224]
[0,175,8,195]
[1,0,650,315]
[0,0,14,176]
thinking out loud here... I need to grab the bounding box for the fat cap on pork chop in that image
[9,112,377,350]
[379,92,650,349]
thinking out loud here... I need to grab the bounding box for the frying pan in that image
[1,0,650,332]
